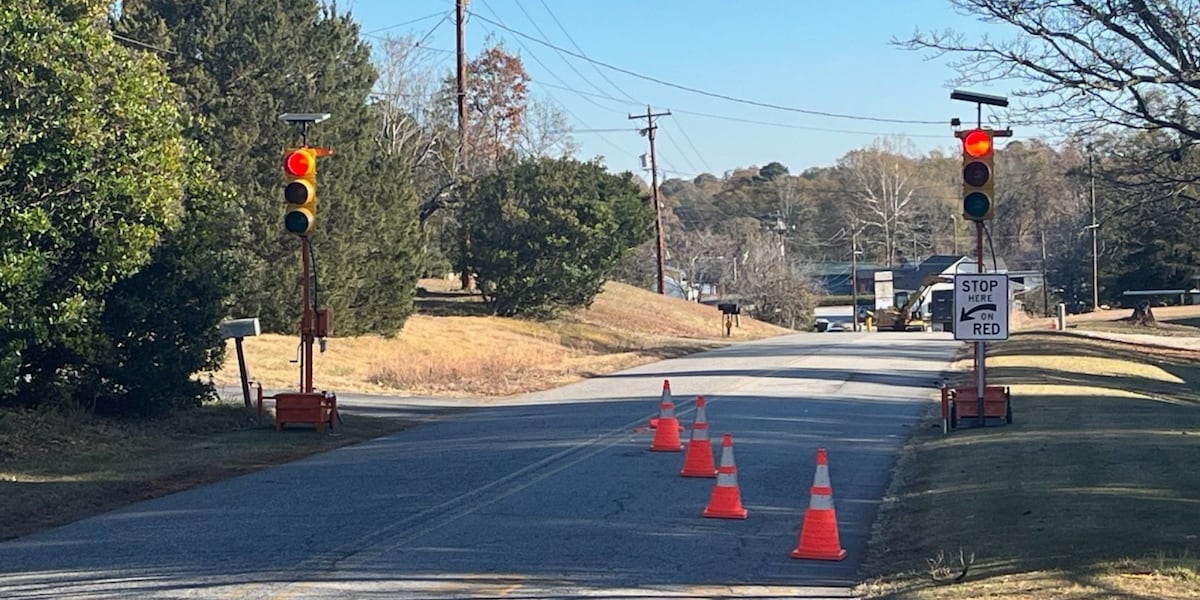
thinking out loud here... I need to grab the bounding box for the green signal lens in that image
[284,210,313,234]
[963,191,991,220]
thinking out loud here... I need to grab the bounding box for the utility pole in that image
[455,0,472,292]
[1089,150,1099,312]
[629,105,671,295]
[456,0,468,157]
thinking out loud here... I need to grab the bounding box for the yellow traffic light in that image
[283,147,317,234]
[961,129,995,221]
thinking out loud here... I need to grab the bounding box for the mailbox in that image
[220,318,260,340]
[717,303,740,315]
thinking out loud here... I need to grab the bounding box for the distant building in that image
[810,261,886,296]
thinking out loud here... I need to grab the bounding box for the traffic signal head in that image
[283,147,317,234]
[961,128,995,221]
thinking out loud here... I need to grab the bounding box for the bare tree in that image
[896,1,1200,159]
[672,229,737,300]
[515,96,579,159]
[372,34,459,226]
[836,137,931,267]
[732,231,822,330]
[373,35,444,167]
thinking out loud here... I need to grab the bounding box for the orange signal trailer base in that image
[256,388,339,433]
[942,385,1011,430]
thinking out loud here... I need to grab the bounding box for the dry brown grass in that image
[859,333,1200,599]
[213,281,791,396]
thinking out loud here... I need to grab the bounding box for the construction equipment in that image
[873,275,950,332]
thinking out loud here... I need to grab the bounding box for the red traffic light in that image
[963,129,993,158]
[285,149,314,176]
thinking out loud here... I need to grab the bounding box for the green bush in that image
[463,157,653,317]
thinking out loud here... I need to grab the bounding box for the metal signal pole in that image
[629,105,671,295]
[951,89,1011,428]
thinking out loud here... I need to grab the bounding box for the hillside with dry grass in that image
[214,280,791,397]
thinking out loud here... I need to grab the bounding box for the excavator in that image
[872,274,951,332]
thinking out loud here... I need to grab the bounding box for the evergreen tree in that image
[87,153,249,415]
[115,0,422,335]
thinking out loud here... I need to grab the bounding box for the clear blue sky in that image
[343,0,1049,179]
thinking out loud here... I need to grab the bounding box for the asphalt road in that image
[0,330,960,599]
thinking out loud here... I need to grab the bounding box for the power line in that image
[530,79,642,107]
[475,0,630,155]
[670,108,952,139]
[670,116,714,173]
[527,78,952,140]
[477,3,629,118]
[364,36,455,53]
[468,11,946,126]
[659,129,702,175]
[511,1,618,102]
[536,0,641,104]
[414,11,452,48]
[362,10,447,36]
[565,128,640,133]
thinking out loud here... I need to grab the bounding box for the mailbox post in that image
[220,318,261,409]
[717,303,740,337]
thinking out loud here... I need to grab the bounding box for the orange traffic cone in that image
[703,433,747,519]
[649,391,683,452]
[649,379,671,429]
[680,396,717,478]
[790,448,846,561]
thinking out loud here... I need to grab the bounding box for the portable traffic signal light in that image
[961,128,995,221]
[283,147,317,234]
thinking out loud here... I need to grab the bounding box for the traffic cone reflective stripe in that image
[650,393,683,452]
[703,434,747,519]
[811,446,831,492]
[680,396,717,477]
[649,379,671,429]
[791,448,846,561]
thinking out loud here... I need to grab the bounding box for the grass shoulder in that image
[0,404,412,542]
[858,331,1200,599]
